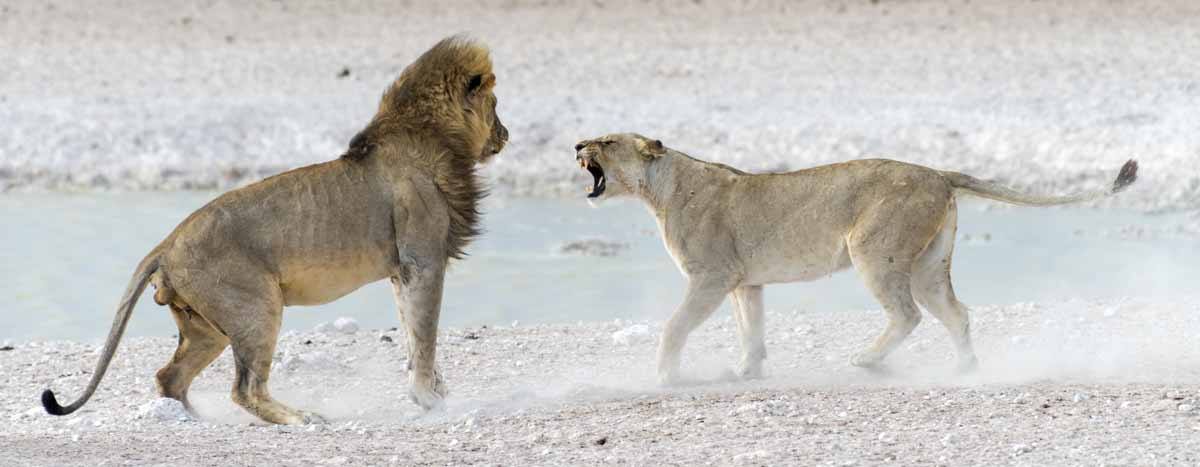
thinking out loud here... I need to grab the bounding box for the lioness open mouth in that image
[580,158,606,198]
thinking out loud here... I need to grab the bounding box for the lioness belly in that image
[742,237,852,285]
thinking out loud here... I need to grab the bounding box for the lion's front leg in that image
[657,275,736,386]
[390,261,448,411]
[730,285,766,380]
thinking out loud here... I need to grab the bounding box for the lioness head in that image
[345,35,508,163]
[574,133,667,200]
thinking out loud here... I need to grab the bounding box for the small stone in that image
[379,335,393,343]
[611,324,652,345]
[594,436,608,446]
[877,432,897,444]
[1073,392,1090,403]
[314,322,337,334]
[333,317,359,334]
[135,398,193,422]
[1013,443,1034,455]
[336,67,351,78]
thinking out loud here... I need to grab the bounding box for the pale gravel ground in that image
[3,297,1200,466]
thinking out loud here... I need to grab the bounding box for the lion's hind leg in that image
[911,200,978,373]
[155,303,229,413]
[181,273,322,425]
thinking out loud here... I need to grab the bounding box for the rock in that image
[611,324,652,346]
[333,317,359,334]
[1013,443,1034,455]
[557,238,629,257]
[379,335,393,343]
[280,351,342,371]
[314,322,338,334]
[136,398,193,422]
[732,450,768,461]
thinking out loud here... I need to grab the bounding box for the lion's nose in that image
[574,143,585,152]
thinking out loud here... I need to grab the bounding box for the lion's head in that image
[345,35,508,164]
[573,133,667,201]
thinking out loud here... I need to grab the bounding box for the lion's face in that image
[463,74,508,164]
[573,133,666,200]
[474,86,508,164]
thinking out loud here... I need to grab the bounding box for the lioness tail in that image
[941,159,1138,206]
[42,253,159,416]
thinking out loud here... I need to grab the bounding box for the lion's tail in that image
[940,159,1138,207]
[42,252,160,416]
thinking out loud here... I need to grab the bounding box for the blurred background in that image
[2,0,1198,341]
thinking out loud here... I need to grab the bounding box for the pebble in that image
[611,324,652,346]
[333,317,359,334]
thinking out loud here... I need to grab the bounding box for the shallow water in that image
[2,193,1196,342]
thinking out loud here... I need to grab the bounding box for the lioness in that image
[573,133,1137,384]
[41,36,508,424]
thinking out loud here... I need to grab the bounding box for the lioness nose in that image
[574,143,585,152]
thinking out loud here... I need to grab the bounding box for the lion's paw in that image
[408,372,448,411]
[300,410,328,425]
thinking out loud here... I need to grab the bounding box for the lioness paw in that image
[735,359,764,380]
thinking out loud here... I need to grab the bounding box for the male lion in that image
[41,36,508,424]
[573,133,1137,384]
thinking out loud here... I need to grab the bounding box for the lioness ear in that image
[637,138,666,157]
[466,73,495,99]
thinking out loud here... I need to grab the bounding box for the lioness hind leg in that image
[730,285,766,379]
[155,303,229,412]
[846,214,945,368]
[911,202,978,372]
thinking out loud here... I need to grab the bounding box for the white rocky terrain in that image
[4,299,1199,466]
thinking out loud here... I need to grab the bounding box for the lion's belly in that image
[279,258,391,306]
[741,237,852,285]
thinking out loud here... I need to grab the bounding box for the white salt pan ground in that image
[2,0,1199,216]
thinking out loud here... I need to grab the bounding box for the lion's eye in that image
[600,140,615,146]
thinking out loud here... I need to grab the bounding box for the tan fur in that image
[42,36,508,424]
[574,133,1136,384]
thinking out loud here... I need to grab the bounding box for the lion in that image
[573,133,1137,384]
[41,36,508,425]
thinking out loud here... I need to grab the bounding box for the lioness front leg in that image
[730,285,766,380]
[390,263,448,411]
[657,275,735,386]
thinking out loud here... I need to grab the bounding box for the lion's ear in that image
[637,138,666,158]
[466,73,495,100]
